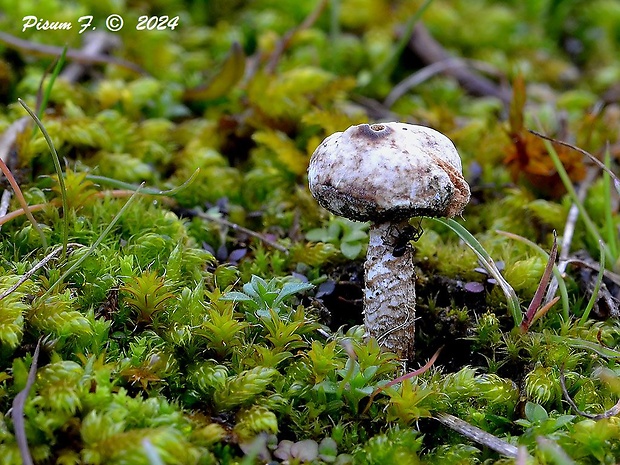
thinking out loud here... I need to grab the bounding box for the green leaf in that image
[524,402,548,423]
[273,282,314,304]
[306,228,334,243]
[221,291,254,302]
[340,241,363,260]
[547,334,620,359]
[183,42,245,101]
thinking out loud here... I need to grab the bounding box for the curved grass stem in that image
[579,240,606,325]
[496,230,570,323]
[537,132,614,266]
[38,183,144,300]
[19,98,67,258]
[430,217,522,326]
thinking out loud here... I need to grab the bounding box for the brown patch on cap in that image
[431,157,470,217]
[353,123,394,140]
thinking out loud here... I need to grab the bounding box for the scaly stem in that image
[363,220,416,361]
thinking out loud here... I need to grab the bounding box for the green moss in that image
[3,0,620,462]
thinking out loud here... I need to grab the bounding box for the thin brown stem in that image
[362,346,442,415]
[0,31,147,75]
[61,32,121,82]
[529,129,620,188]
[0,117,30,166]
[408,24,510,103]
[0,156,47,247]
[560,368,620,420]
[192,209,289,254]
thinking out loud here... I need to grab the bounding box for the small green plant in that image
[50,169,98,212]
[386,377,436,423]
[353,428,423,464]
[222,275,313,321]
[0,276,31,350]
[212,366,279,411]
[430,217,521,325]
[4,0,620,463]
[121,271,175,324]
[515,402,575,441]
[195,298,248,358]
[306,217,369,260]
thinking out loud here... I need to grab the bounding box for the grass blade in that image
[520,232,558,331]
[602,147,618,259]
[19,98,68,258]
[358,0,433,92]
[496,230,570,322]
[579,240,606,325]
[429,217,521,326]
[85,168,200,196]
[529,129,620,196]
[39,183,144,300]
[535,128,614,266]
[37,46,67,119]
[547,334,620,359]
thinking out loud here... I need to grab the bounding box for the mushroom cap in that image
[308,122,470,222]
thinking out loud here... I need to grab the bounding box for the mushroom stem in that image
[363,219,416,361]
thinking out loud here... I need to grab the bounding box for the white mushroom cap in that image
[308,122,470,222]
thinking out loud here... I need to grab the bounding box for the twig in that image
[265,0,329,73]
[385,58,507,108]
[0,31,147,75]
[408,24,511,104]
[0,243,83,301]
[433,413,519,458]
[350,95,400,121]
[0,201,52,227]
[564,257,620,287]
[528,130,620,193]
[559,368,620,420]
[185,208,289,254]
[12,339,42,465]
[0,154,47,248]
[61,32,121,82]
[385,58,465,107]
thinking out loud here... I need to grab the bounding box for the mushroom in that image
[308,122,470,361]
